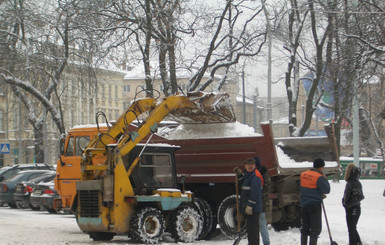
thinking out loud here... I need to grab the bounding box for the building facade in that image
[1,64,265,167]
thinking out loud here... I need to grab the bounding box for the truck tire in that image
[88,232,115,241]
[271,205,301,231]
[46,207,57,214]
[194,197,214,240]
[130,207,165,244]
[7,202,17,209]
[28,204,41,211]
[217,195,247,239]
[169,206,203,243]
[16,202,28,209]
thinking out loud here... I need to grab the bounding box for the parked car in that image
[0,164,52,207]
[0,164,53,182]
[0,170,53,208]
[30,180,60,213]
[13,171,56,210]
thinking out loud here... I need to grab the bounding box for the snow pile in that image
[165,121,261,139]
[0,180,385,244]
[276,146,338,168]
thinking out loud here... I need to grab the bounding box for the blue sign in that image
[0,143,10,154]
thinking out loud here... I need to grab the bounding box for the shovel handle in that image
[235,174,240,233]
[322,201,336,244]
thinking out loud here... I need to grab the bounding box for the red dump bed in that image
[150,123,339,184]
[151,123,279,183]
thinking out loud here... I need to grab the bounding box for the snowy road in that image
[0,180,384,245]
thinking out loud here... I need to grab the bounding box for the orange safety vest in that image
[300,170,322,189]
[255,169,264,187]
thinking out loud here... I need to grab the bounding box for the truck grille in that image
[79,190,100,217]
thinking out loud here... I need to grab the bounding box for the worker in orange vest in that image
[300,158,330,245]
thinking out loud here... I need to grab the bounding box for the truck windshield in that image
[65,136,90,156]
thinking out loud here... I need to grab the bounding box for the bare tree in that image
[72,0,267,96]
[0,0,98,161]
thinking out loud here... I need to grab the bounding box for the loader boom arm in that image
[81,93,232,178]
[86,97,157,149]
[118,95,197,156]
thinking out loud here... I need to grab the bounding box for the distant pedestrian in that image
[300,158,331,245]
[234,157,263,245]
[342,163,364,245]
[254,156,271,245]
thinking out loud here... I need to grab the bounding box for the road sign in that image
[0,143,10,154]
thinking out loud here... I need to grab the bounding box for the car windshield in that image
[0,167,12,176]
[5,173,28,182]
[28,172,55,184]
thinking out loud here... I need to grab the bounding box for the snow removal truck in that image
[69,92,235,243]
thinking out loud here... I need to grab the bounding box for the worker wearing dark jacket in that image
[255,157,271,245]
[300,158,330,245]
[342,163,364,245]
[235,157,263,245]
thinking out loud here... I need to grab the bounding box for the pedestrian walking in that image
[300,158,331,245]
[342,163,364,245]
[254,157,271,245]
[234,157,263,245]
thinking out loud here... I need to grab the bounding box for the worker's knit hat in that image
[313,158,325,168]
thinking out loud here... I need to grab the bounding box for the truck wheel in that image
[88,232,114,241]
[130,207,165,244]
[28,204,41,211]
[272,215,301,231]
[16,202,28,209]
[169,206,203,243]
[7,202,17,209]
[271,205,301,231]
[217,195,247,239]
[46,207,57,214]
[194,197,213,240]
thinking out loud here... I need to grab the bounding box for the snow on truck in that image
[54,92,341,242]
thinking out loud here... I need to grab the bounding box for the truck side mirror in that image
[59,136,65,155]
[59,155,65,167]
[180,175,186,192]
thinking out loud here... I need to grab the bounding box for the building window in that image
[0,110,3,131]
[123,85,130,93]
[123,101,131,110]
[13,109,18,129]
[101,84,105,98]
[115,85,118,97]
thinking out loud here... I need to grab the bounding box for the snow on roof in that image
[272,117,289,124]
[136,143,181,148]
[71,123,111,129]
[236,95,254,104]
[124,64,220,80]
[340,156,384,162]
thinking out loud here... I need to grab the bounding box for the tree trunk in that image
[33,126,44,163]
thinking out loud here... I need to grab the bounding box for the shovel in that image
[322,201,338,245]
[233,174,241,245]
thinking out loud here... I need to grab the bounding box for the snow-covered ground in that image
[0,179,384,245]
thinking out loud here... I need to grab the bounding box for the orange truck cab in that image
[54,125,109,212]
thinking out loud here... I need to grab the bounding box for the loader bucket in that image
[166,91,236,124]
